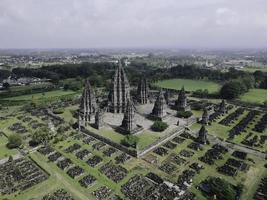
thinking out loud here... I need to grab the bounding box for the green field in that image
[240,89,267,104]
[155,79,220,93]
[242,66,267,73]
[2,90,77,101]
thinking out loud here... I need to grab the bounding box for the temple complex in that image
[197,125,208,144]
[150,90,167,120]
[175,86,190,111]
[137,77,149,104]
[78,79,97,128]
[109,59,130,113]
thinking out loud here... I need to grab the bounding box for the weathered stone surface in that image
[175,86,190,111]
[150,90,167,120]
[79,79,97,128]
[109,59,130,113]
[197,125,208,144]
[137,77,149,104]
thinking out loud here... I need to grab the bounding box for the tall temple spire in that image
[109,59,130,113]
[137,77,149,104]
[120,99,137,134]
[176,86,190,111]
[151,90,166,120]
[78,79,97,129]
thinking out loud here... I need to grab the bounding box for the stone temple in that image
[201,108,209,125]
[77,59,190,137]
[78,79,97,129]
[94,108,104,129]
[119,99,142,134]
[137,77,149,104]
[218,99,226,114]
[175,86,190,111]
[150,90,167,120]
[109,59,130,113]
[197,125,208,144]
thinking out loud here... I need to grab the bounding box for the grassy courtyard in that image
[86,126,172,151]
[154,78,220,93]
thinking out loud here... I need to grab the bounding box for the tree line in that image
[3,62,267,100]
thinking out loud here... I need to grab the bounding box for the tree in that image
[30,127,51,146]
[202,177,241,200]
[177,111,193,118]
[3,82,10,90]
[260,76,267,89]
[7,134,22,148]
[151,121,168,132]
[220,80,248,99]
[121,135,139,148]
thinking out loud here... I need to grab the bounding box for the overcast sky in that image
[0,0,267,49]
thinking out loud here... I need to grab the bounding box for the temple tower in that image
[95,108,104,129]
[197,125,208,144]
[176,86,190,111]
[79,79,97,128]
[164,90,170,105]
[151,90,167,120]
[137,77,149,104]
[218,99,226,114]
[201,108,209,125]
[109,59,130,113]
[121,99,137,134]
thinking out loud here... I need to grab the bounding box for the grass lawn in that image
[87,126,125,144]
[154,78,220,93]
[136,131,163,150]
[0,134,18,159]
[239,89,267,104]
[242,66,267,73]
[59,105,78,123]
[2,90,77,101]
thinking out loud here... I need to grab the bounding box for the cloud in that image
[0,0,266,48]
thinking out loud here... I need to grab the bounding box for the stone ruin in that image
[108,59,130,113]
[175,86,191,112]
[137,77,149,104]
[150,90,167,121]
[78,79,97,129]
[197,125,208,144]
[201,108,209,125]
[119,99,143,134]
